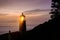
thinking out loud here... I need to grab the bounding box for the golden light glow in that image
[20,16,24,21]
[19,13,25,27]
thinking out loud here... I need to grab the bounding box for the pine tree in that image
[50,0,60,18]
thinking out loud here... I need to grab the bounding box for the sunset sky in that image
[0,0,51,34]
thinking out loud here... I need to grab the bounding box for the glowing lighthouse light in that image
[20,13,25,24]
[20,16,25,22]
[19,13,26,34]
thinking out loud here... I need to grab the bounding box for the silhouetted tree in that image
[50,0,60,18]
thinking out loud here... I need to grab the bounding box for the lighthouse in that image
[19,13,26,34]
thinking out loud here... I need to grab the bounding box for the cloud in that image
[0,0,51,9]
[24,9,50,12]
[0,16,18,23]
[24,9,50,16]
[0,13,8,16]
[0,0,8,7]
